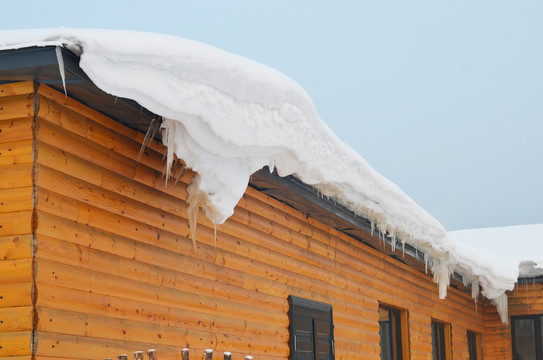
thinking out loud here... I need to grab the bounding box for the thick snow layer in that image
[449,224,543,323]
[0,28,451,248]
[0,29,538,322]
[450,224,543,282]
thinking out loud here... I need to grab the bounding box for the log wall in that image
[0,82,36,360]
[482,280,543,359]
[1,82,502,360]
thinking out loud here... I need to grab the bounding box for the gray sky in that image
[4,1,542,231]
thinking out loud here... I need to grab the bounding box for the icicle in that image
[55,46,67,98]
[471,278,480,302]
[114,96,118,104]
[401,240,405,258]
[370,220,375,237]
[186,187,206,250]
[137,118,157,163]
[424,254,428,274]
[431,258,452,299]
[491,293,509,325]
[161,119,176,186]
[174,162,186,185]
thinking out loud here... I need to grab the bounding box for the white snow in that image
[0,28,540,323]
[450,224,543,285]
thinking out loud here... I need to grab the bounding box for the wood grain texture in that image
[28,84,508,360]
[0,83,36,359]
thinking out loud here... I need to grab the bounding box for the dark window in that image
[467,330,481,360]
[289,296,334,360]
[512,315,543,360]
[379,306,405,360]
[431,320,451,360]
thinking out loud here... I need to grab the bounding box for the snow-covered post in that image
[134,351,144,360]
[181,348,189,360]
[118,355,127,360]
[147,349,157,360]
[245,356,253,360]
[223,352,231,360]
[204,349,213,360]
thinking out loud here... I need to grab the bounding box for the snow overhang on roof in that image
[2,28,538,324]
[0,44,442,282]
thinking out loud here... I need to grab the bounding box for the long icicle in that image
[137,118,157,163]
[55,46,67,97]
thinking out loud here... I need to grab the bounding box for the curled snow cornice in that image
[0,28,532,323]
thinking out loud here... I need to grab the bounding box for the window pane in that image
[392,311,403,360]
[541,316,543,352]
[467,331,477,360]
[513,318,536,360]
[431,321,447,360]
[379,308,392,360]
[431,323,437,360]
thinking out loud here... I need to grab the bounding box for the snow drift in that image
[0,28,539,323]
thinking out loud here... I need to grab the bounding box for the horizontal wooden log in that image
[0,187,33,213]
[34,332,177,360]
[0,211,32,236]
[0,95,33,122]
[35,183,480,328]
[37,96,165,172]
[0,164,32,189]
[0,258,32,283]
[35,171,456,322]
[0,331,32,356]
[35,210,202,268]
[0,82,34,97]
[0,234,33,260]
[35,258,289,327]
[36,283,287,341]
[0,140,33,166]
[0,306,33,332]
[35,165,190,240]
[35,141,186,210]
[0,282,33,308]
[36,120,137,179]
[37,85,165,156]
[36,307,289,357]
[36,143,103,186]
[35,332,283,360]
[35,228,286,313]
[0,356,31,360]
[244,186,472,303]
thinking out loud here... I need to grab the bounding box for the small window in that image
[467,330,482,360]
[431,320,452,360]
[289,296,335,360]
[379,305,408,360]
[511,315,543,360]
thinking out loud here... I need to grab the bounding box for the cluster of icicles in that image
[50,32,511,325]
[158,121,511,325]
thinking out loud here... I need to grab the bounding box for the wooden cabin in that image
[0,46,542,360]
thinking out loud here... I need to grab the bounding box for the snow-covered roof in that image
[0,28,538,323]
[449,224,543,281]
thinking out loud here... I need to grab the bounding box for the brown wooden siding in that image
[0,82,35,360]
[1,81,505,360]
[482,281,543,359]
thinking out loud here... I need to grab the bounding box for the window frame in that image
[511,314,543,360]
[466,330,482,360]
[378,304,409,360]
[431,319,452,360]
[288,295,335,360]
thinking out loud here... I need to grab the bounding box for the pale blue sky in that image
[3,1,542,230]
